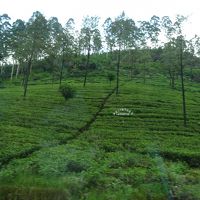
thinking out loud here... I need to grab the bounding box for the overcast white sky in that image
[0,0,200,38]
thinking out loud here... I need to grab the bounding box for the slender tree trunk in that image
[180,37,187,127]
[16,64,20,79]
[116,47,121,95]
[143,63,146,84]
[10,61,15,81]
[74,53,78,69]
[1,65,4,75]
[59,48,65,87]
[52,72,55,86]
[172,71,175,89]
[29,62,33,75]
[168,69,175,89]
[171,75,175,89]
[190,67,193,81]
[130,68,133,79]
[130,53,135,80]
[168,69,172,87]
[0,63,3,82]
[23,57,32,99]
[110,47,113,62]
[169,69,175,89]
[21,65,25,86]
[83,45,90,87]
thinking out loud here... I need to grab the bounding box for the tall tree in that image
[103,17,115,60]
[104,12,136,94]
[162,15,188,126]
[0,14,11,77]
[194,35,200,57]
[175,16,187,126]
[139,15,161,47]
[59,18,75,86]
[80,16,102,87]
[10,19,26,79]
[162,16,175,41]
[73,30,82,70]
[161,16,178,86]
[184,37,196,81]
[47,17,63,84]
[23,11,49,98]
[162,40,179,88]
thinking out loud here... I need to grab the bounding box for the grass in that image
[0,76,200,199]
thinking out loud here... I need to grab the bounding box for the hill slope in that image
[0,78,200,199]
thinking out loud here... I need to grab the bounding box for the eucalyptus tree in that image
[136,21,149,81]
[162,16,175,41]
[59,18,75,86]
[193,35,200,80]
[73,30,82,70]
[125,19,140,80]
[47,17,64,84]
[162,15,188,126]
[80,16,102,87]
[149,15,161,44]
[190,36,200,82]
[47,17,75,86]
[138,48,152,83]
[194,35,200,56]
[139,15,161,47]
[10,19,26,79]
[0,14,11,76]
[137,17,158,83]
[103,17,115,59]
[136,16,161,83]
[175,15,188,126]
[127,49,141,79]
[184,36,197,81]
[161,16,179,83]
[23,11,49,98]
[162,40,179,88]
[104,12,137,94]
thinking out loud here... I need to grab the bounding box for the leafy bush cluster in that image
[59,84,75,100]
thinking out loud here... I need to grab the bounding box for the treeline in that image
[0,12,200,99]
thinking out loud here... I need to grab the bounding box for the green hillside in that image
[0,77,200,200]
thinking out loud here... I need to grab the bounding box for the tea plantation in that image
[0,77,200,200]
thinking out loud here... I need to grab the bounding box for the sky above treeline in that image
[0,0,200,39]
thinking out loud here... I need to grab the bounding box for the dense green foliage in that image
[59,84,76,100]
[0,75,199,199]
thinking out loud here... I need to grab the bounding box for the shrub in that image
[59,84,75,100]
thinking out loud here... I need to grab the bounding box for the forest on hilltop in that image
[1,11,200,88]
